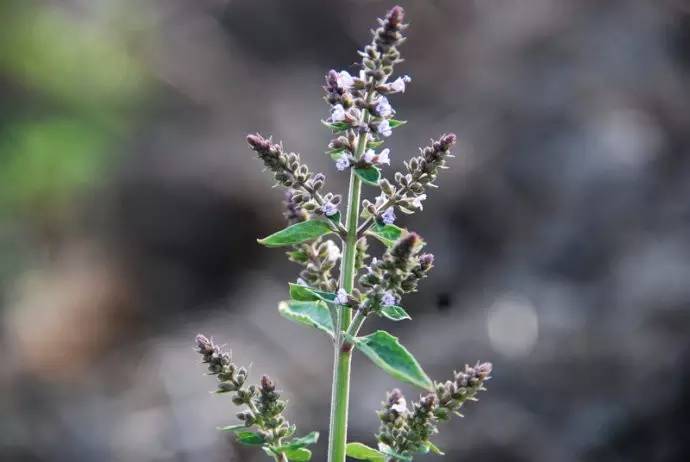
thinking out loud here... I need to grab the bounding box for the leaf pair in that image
[346,440,443,462]
[346,443,411,462]
[222,426,319,461]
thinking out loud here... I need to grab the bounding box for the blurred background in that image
[2,0,690,460]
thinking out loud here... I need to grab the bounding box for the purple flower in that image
[331,104,346,122]
[389,75,411,93]
[322,201,339,216]
[338,71,355,88]
[336,288,349,304]
[381,207,396,225]
[375,96,395,117]
[382,291,397,306]
[335,156,351,171]
[377,120,392,137]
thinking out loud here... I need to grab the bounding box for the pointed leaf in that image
[367,223,406,247]
[380,305,411,321]
[354,166,381,186]
[217,424,247,432]
[278,300,334,337]
[326,210,341,224]
[288,283,338,304]
[274,432,319,451]
[353,330,433,391]
[425,441,445,455]
[258,220,333,247]
[283,447,312,461]
[379,445,412,461]
[388,119,407,128]
[321,120,350,132]
[326,146,346,156]
[367,139,385,149]
[233,430,265,446]
[346,442,385,462]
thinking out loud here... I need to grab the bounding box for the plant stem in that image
[327,108,371,462]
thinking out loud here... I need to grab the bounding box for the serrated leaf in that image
[353,330,433,391]
[346,442,385,462]
[283,447,312,461]
[258,220,333,247]
[278,300,334,337]
[388,119,407,128]
[378,444,412,461]
[233,430,265,446]
[367,223,406,247]
[380,305,411,321]
[288,283,338,304]
[274,432,319,451]
[355,166,381,186]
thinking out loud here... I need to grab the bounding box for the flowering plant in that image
[195,6,492,462]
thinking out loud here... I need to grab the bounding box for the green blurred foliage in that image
[0,0,151,216]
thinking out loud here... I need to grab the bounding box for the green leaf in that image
[346,442,385,462]
[326,210,341,224]
[258,220,333,247]
[283,447,312,461]
[367,223,406,247]
[274,431,319,451]
[425,441,445,455]
[380,305,411,321]
[288,283,338,304]
[326,146,346,155]
[327,148,347,161]
[321,120,350,132]
[367,139,385,149]
[355,166,381,186]
[379,445,412,461]
[278,300,334,337]
[388,119,407,128]
[217,424,247,432]
[353,330,433,391]
[233,430,265,446]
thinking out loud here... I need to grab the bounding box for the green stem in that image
[327,110,371,462]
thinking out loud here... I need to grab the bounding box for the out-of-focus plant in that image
[0,1,148,216]
[195,6,491,462]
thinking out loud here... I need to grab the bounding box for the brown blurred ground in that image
[1,0,690,461]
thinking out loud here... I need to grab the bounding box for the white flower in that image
[389,75,411,93]
[322,201,339,216]
[296,278,307,286]
[377,148,391,165]
[374,193,387,208]
[411,193,427,210]
[377,119,392,137]
[371,257,378,265]
[381,291,397,306]
[363,149,376,163]
[381,206,396,225]
[375,96,394,117]
[338,71,354,88]
[390,396,407,414]
[325,240,341,261]
[363,148,391,166]
[335,156,351,171]
[331,104,346,122]
[336,288,349,304]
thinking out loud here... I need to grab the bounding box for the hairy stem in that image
[328,102,372,462]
